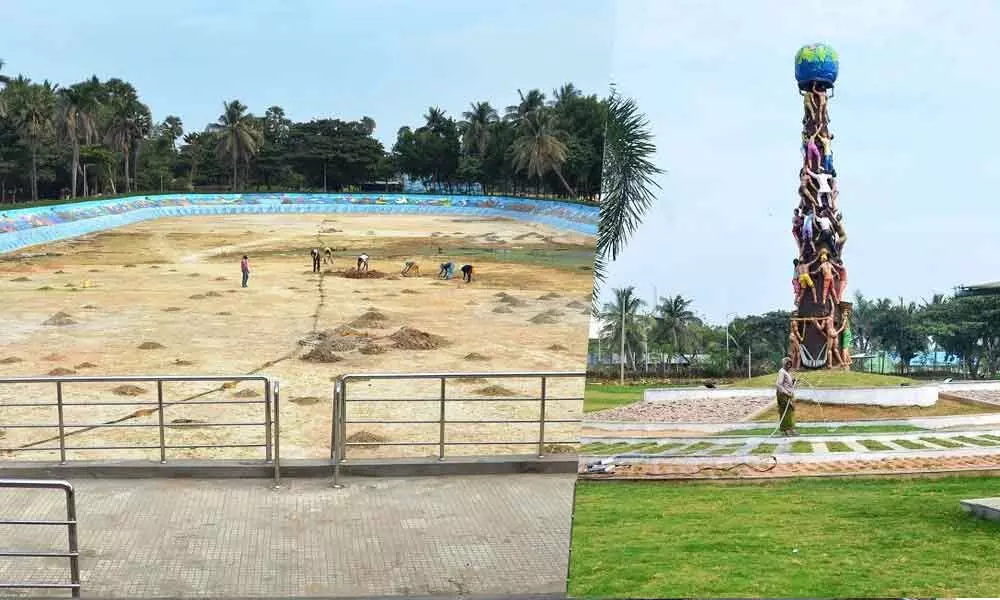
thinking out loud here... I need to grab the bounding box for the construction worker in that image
[461,264,473,283]
[401,261,418,276]
[310,249,321,273]
[357,253,369,273]
[323,247,334,265]
[438,262,454,279]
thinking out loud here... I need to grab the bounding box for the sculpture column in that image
[790,43,850,369]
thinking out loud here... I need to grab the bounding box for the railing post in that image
[157,380,166,464]
[64,485,81,598]
[538,376,547,458]
[56,381,66,465]
[438,376,447,461]
[338,379,348,463]
[263,379,273,463]
[272,380,281,488]
[331,379,343,488]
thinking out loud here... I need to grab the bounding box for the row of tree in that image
[0,59,607,203]
[595,287,1000,379]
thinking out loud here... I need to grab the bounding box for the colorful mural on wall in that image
[0,193,598,253]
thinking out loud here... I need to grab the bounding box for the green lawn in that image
[569,477,1000,598]
[826,441,853,452]
[789,440,814,453]
[583,383,654,412]
[736,370,917,388]
[857,439,893,451]
[716,424,923,437]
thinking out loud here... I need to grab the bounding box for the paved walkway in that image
[0,475,574,598]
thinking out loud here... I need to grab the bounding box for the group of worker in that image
[305,248,473,282]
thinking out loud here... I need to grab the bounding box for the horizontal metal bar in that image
[0,480,73,492]
[340,397,581,403]
[1,422,266,429]
[0,583,80,590]
[2,443,266,452]
[0,519,75,526]
[0,550,79,558]
[0,375,269,384]
[344,440,577,447]
[344,419,581,425]
[340,371,583,382]
[2,399,266,408]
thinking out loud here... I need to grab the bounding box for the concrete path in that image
[0,475,574,598]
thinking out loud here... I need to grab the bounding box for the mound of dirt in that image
[74,362,98,369]
[538,292,562,300]
[168,418,206,428]
[189,294,206,300]
[234,388,260,398]
[173,359,194,366]
[301,345,344,363]
[498,295,527,307]
[289,396,322,406]
[113,384,147,396]
[188,273,200,277]
[359,343,388,355]
[88,269,101,273]
[163,307,182,312]
[350,309,389,329]
[529,310,564,325]
[54,270,67,274]
[36,286,54,291]
[565,301,587,311]
[461,377,490,384]
[0,357,23,364]
[401,289,419,294]
[331,325,368,338]
[205,291,223,298]
[340,269,387,280]
[466,300,478,306]
[43,312,77,326]
[475,385,517,397]
[214,277,228,281]
[492,306,514,314]
[150,265,160,269]
[547,344,569,351]
[48,367,76,376]
[216,312,232,316]
[388,327,448,350]
[43,353,64,361]
[463,352,490,361]
[82,305,98,310]
[11,277,31,282]
[138,342,165,350]
[301,331,358,352]
[347,430,387,447]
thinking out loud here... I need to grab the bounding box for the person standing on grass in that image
[240,255,250,288]
[776,356,798,436]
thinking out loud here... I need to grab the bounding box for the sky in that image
[1,0,615,149]
[603,0,1000,326]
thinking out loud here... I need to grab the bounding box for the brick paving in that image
[0,475,573,598]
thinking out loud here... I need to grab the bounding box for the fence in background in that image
[330,371,584,485]
[0,375,280,484]
[0,479,81,597]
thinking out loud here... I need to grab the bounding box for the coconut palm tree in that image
[599,286,647,381]
[0,59,10,117]
[552,83,581,106]
[209,100,263,192]
[7,78,56,202]
[56,83,100,198]
[593,88,662,308]
[504,88,546,127]
[460,101,498,157]
[104,90,147,194]
[510,109,575,196]
[654,294,700,359]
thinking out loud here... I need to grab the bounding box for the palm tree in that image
[209,100,263,192]
[56,83,100,198]
[593,88,663,308]
[510,109,575,196]
[104,90,147,194]
[460,101,498,157]
[423,106,447,131]
[8,79,56,202]
[552,83,581,106]
[161,115,183,146]
[599,286,646,382]
[504,89,546,127]
[654,295,699,359]
[0,59,10,117]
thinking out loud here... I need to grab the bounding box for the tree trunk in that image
[232,150,238,192]
[123,148,131,194]
[133,140,141,191]
[323,162,327,192]
[553,168,576,198]
[70,142,80,199]
[31,148,39,203]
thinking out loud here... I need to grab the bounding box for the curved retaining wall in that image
[644,385,938,407]
[0,193,598,254]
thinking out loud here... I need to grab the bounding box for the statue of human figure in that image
[833,213,847,254]
[794,258,818,304]
[836,315,854,369]
[813,211,838,258]
[834,261,848,303]
[811,81,829,123]
[788,317,804,369]
[800,207,816,255]
[810,252,840,306]
[792,208,804,252]
[812,315,840,368]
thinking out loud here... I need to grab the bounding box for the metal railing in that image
[331,371,583,483]
[0,479,81,597]
[0,375,280,484]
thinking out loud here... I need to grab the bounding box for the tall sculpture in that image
[790,43,852,369]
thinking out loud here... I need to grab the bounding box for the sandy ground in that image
[0,214,594,461]
[586,396,776,423]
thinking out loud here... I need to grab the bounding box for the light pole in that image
[619,296,626,385]
[725,312,738,374]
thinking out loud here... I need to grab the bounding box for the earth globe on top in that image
[795,43,839,91]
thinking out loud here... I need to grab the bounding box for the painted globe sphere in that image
[794,43,839,90]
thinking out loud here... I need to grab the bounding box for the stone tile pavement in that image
[0,475,574,598]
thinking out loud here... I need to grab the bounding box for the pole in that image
[619,295,626,385]
[748,344,752,379]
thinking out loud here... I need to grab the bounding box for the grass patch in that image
[893,439,930,450]
[569,477,1000,597]
[737,370,916,389]
[920,437,965,449]
[718,424,923,436]
[789,441,814,453]
[750,443,778,455]
[583,383,648,412]
[857,439,893,451]
[825,441,853,452]
[752,396,1000,422]
[952,435,1000,447]
[981,434,1000,442]
[676,441,715,455]
[708,443,745,456]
